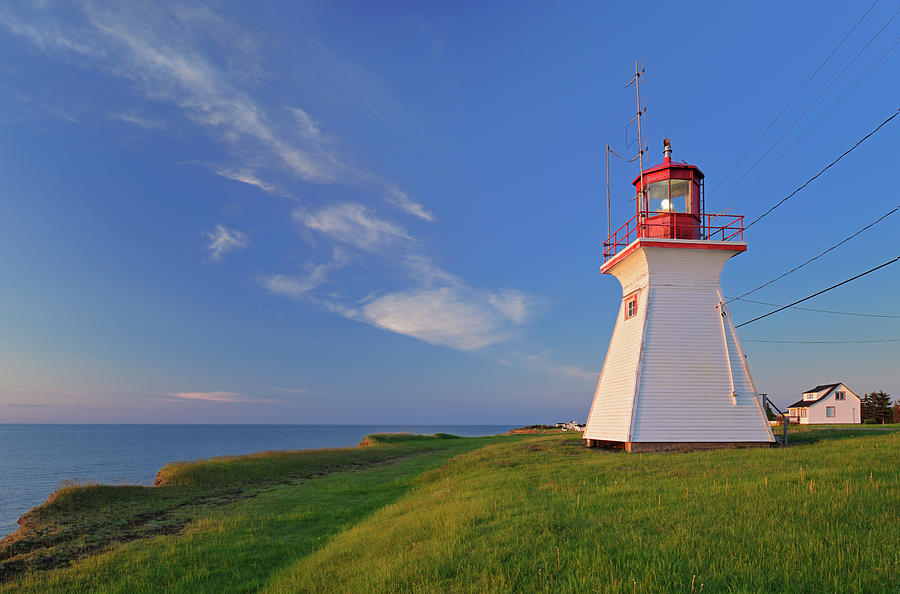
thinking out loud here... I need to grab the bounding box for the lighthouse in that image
[584,139,774,452]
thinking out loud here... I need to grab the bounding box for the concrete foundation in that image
[585,439,772,453]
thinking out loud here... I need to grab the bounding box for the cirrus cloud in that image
[204,224,250,260]
[167,391,282,403]
[359,287,536,351]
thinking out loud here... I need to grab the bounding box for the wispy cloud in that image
[204,224,250,260]
[296,203,412,252]
[1,2,539,353]
[358,286,536,350]
[259,248,349,301]
[523,351,600,381]
[267,387,310,394]
[208,166,297,200]
[257,197,540,350]
[289,107,327,143]
[0,1,428,208]
[385,185,436,222]
[112,112,165,129]
[167,391,281,403]
[260,202,538,350]
[551,365,601,381]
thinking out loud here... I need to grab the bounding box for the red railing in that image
[603,211,745,262]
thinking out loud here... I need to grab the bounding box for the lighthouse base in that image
[585,440,772,453]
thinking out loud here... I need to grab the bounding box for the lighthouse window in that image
[647,179,690,213]
[624,294,637,320]
[648,181,669,212]
[668,180,690,212]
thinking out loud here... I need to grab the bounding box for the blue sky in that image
[1,1,898,423]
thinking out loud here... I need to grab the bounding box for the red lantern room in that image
[633,138,704,240]
[603,138,744,262]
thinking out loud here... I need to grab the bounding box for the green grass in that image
[262,431,899,592]
[3,430,898,592]
[357,432,461,445]
[0,433,501,586]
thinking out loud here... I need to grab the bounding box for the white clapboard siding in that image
[583,250,648,442]
[586,241,774,444]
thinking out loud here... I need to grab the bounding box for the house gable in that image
[788,384,839,409]
[787,382,861,424]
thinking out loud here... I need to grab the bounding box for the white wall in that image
[630,245,772,443]
[584,249,648,442]
[806,384,860,424]
[585,240,774,444]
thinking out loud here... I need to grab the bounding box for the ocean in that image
[0,424,513,538]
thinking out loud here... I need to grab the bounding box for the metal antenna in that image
[625,60,647,213]
[606,144,621,238]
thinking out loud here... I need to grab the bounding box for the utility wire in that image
[712,9,898,209]
[711,0,881,196]
[730,297,900,319]
[734,254,900,328]
[744,338,900,344]
[725,40,899,211]
[728,206,899,302]
[744,109,900,231]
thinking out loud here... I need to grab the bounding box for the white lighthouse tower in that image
[584,139,774,452]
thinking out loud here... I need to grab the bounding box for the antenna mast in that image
[606,144,621,238]
[625,60,647,212]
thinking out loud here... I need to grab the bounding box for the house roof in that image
[788,384,840,409]
[803,383,841,394]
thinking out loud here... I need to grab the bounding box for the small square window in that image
[835,391,845,400]
[826,406,835,418]
[624,294,638,320]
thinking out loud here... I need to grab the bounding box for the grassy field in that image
[2,428,898,592]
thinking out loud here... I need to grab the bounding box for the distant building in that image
[556,420,586,431]
[787,383,860,424]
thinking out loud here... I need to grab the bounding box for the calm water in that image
[0,424,512,537]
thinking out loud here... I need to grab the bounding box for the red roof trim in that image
[601,238,746,273]
[632,161,704,186]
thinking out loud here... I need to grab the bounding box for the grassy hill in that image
[2,428,898,592]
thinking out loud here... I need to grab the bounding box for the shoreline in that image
[0,424,514,539]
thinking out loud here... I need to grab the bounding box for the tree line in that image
[860,390,896,424]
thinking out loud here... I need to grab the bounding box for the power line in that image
[710,0,881,196]
[728,206,899,302]
[724,39,899,211]
[730,297,900,319]
[713,8,899,209]
[744,338,900,344]
[734,254,900,328]
[744,109,900,231]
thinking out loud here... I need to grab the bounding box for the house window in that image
[835,391,845,401]
[624,294,638,320]
[826,406,835,418]
[800,409,808,419]
[803,393,817,401]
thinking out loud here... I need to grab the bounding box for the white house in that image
[787,383,860,424]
